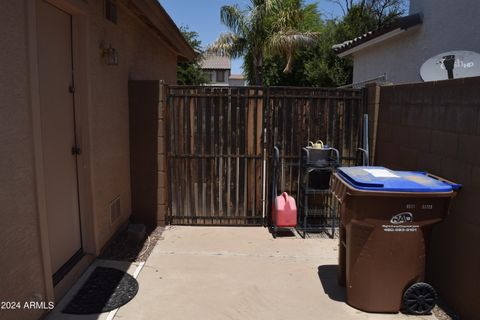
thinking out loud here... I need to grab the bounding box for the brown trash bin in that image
[331,167,461,314]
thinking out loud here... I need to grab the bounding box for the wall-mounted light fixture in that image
[100,42,119,66]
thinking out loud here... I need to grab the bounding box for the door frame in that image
[27,0,96,302]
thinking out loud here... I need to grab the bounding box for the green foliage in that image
[177,26,210,85]
[254,0,407,87]
[208,0,406,86]
[209,0,320,85]
[260,14,353,86]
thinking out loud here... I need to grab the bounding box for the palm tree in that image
[208,0,319,85]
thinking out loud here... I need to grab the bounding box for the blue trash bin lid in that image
[337,167,460,192]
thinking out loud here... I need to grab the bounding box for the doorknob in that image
[71,147,81,155]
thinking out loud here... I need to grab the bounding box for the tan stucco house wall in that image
[0,1,193,320]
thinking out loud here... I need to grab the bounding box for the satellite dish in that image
[420,50,480,82]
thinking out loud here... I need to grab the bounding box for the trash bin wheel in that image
[403,282,438,315]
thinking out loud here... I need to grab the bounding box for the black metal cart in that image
[296,146,339,238]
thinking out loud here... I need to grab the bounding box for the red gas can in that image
[272,192,297,227]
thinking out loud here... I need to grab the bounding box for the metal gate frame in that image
[166,86,266,225]
[166,85,367,226]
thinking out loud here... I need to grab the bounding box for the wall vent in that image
[110,196,121,224]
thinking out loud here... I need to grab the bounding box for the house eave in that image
[126,0,196,61]
[337,28,406,57]
[333,13,423,58]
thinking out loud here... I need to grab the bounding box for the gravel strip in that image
[100,226,164,262]
[432,299,461,320]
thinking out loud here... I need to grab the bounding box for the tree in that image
[330,0,407,26]
[208,0,319,85]
[260,0,407,87]
[177,26,210,85]
[261,19,352,87]
[267,0,321,73]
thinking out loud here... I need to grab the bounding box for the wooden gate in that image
[265,87,366,209]
[166,86,366,225]
[166,86,265,225]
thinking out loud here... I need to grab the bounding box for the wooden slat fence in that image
[166,86,366,226]
[265,87,366,222]
[166,86,265,225]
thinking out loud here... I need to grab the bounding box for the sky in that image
[159,0,343,74]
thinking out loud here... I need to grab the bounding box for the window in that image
[216,70,225,82]
[205,71,213,82]
[105,0,117,24]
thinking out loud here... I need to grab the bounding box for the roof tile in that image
[201,55,231,69]
[333,13,423,55]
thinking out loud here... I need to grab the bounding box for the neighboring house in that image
[0,1,193,320]
[201,54,247,86]
[333,0,480,85]
[202,54,231,86]
[229,74,248,86]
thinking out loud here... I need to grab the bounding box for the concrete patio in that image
[113,226,434,320]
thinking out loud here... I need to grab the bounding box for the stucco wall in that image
[204,69,230,85]
[352,0,480,84]
[0,2,49,320]
[1,1,179,320]
[86,1,177,251]
[228,78,247,86]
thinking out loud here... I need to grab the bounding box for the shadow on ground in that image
[317,264,346,302]
[269,228,297,238]
[100,225,164,262]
